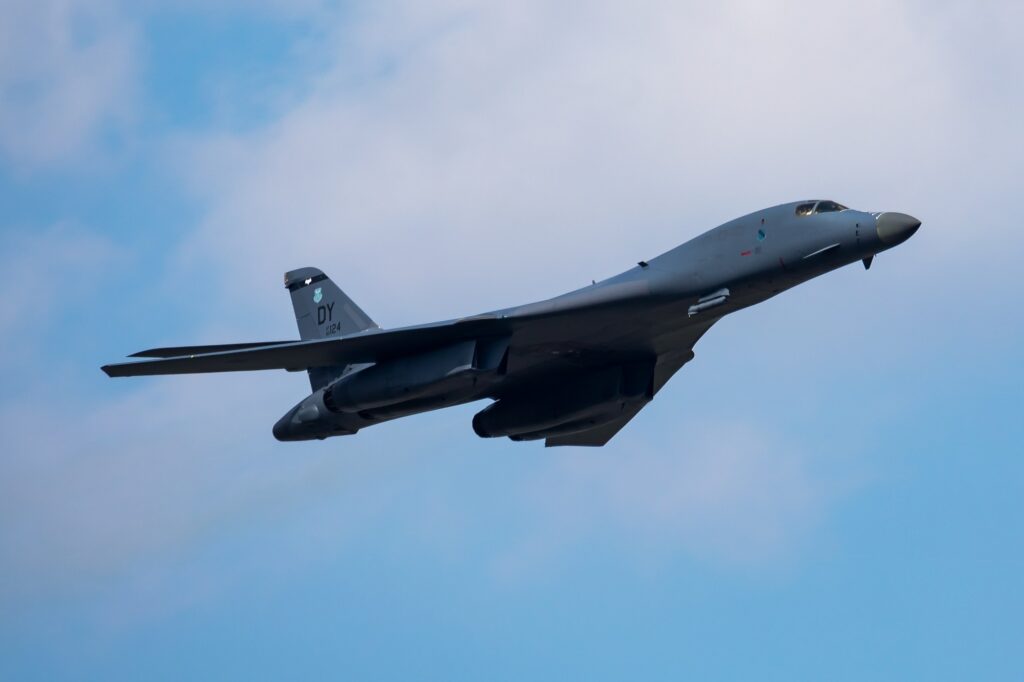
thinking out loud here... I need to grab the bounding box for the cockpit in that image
[795,200,848,216]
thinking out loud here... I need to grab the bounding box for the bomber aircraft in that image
[103,201,920,446]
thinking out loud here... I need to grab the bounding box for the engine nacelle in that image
[323,337,507,414]
[274,336,509,441]
[272,388,357,442]
[472,363,652,440]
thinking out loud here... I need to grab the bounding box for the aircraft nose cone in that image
[875,212,921,246]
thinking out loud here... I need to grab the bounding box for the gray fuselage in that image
[270,200,920,443]
[102,199,919,446]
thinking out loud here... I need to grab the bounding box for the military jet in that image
[103,201,920,446]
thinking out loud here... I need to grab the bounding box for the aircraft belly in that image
[489,301,712,400]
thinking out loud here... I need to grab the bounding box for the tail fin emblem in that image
[312,287,323,304]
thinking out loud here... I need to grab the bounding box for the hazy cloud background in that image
[1,1,1022,679]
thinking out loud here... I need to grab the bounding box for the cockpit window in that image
[815,200,848,213]
[795,200,848,216]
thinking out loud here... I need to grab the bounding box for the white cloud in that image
[4,0,1023,615]
[171,0,1022,329]
[148,0,336,17]
[0,0,140,170]
[0,368,393,607]
[490,419,840,580]
[0,223,123,349]
[145,0,1024,574]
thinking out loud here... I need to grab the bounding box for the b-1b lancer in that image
[103,201,920,446]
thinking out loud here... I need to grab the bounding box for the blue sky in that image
[1,1,1022,679]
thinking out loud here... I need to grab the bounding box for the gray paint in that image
[102,200,920,447]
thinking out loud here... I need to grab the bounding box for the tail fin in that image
[284,267,378,389]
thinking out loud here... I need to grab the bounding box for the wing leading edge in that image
[129,341,297,358]
[102,317,504,378]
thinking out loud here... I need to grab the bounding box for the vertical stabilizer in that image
[284,267,378,389]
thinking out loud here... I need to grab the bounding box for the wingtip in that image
[100,365,116,378]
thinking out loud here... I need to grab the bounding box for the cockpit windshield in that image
[795,200,848,216]
[815,200,847,213]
